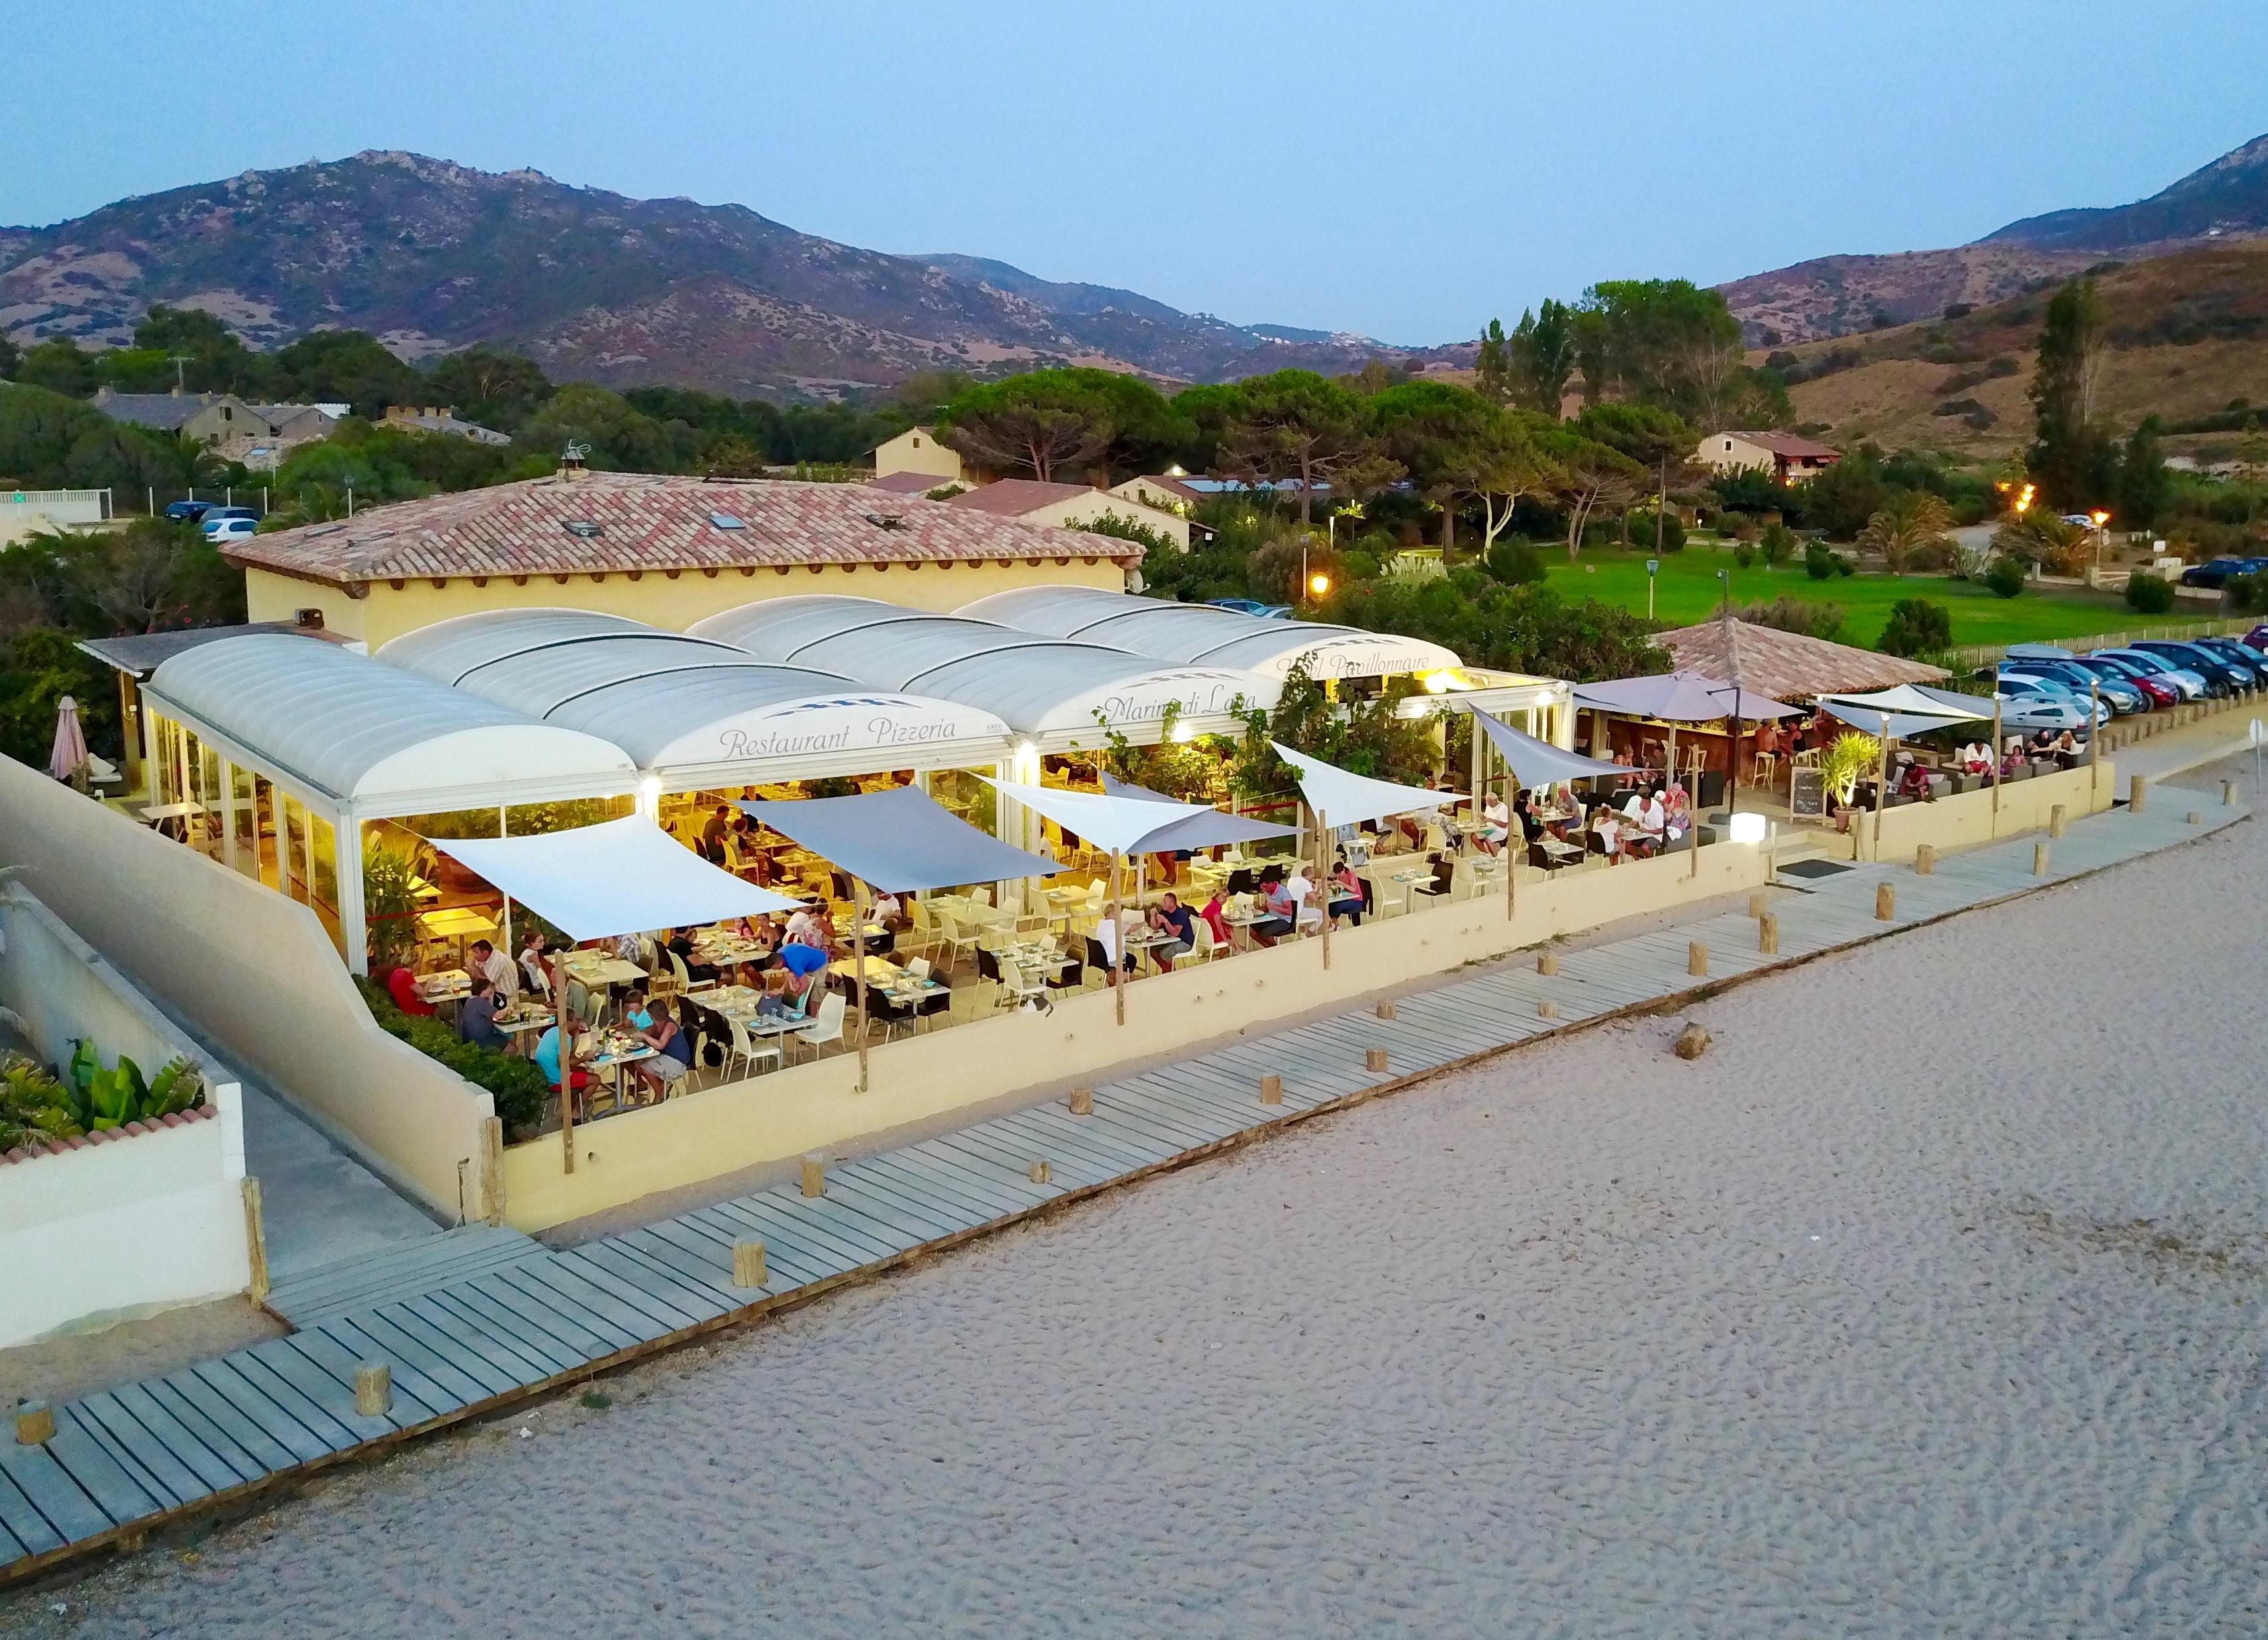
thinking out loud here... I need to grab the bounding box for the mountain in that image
[1773,238,2268,455]
[0,152,1417,397]
[1721,133,2268,347]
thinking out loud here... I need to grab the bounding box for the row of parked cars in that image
[163,500,262,543]
[1991,632,2268,731]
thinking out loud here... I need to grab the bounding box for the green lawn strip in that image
[1543,545,2124,649]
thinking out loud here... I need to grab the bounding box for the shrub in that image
[2124,570,2175,614]
[1984,556,2027,598]
[1760,521,1797,567]
[1627,510,1686,554]
[1740,595,1846,640]
[1805,541,1838,580]
[355,975,551,1132]
[1482,536,1545,585]
[1733,543,1755,569]
[1879,598,1952,657]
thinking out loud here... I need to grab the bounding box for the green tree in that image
[1474,318,1512,405]
[938,369,1115,481]
[1856,490,1954,573]
[2026,277,2118,510]
[0,331,18,380]
[15,338,98,398]
[1877,598,1951,657]
[1219,369,1384,525]
[2124,570,2174,613]
[2115,414,2170,530]
[1572,279,1747,424]
[269,330,422,418]
[514,384,678,471]
[1795,447,1889,540]
[1507,300,1576,417]
[1575,402,1693,549]
[127,305,265,396]
[424,347,554,432]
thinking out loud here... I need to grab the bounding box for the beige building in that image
[1108,473,1204,516]
[947,478,1190,551]
[93,389,341,467]
[381,404,511,445]
[871,426,966,485]
[226,469,1147,651]
[1695,430,1841,485]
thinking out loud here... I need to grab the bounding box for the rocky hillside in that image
[1777,240,2268,455]
[0,152,1414,397]
[1721,133,2268,347]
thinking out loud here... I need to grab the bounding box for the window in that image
[563,520,603,539]
[710,512,746,531]
[1723,439,1734,452]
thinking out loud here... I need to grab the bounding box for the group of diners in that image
[1506,776,1695,866]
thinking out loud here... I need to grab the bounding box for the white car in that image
[202,516,259,543]
[1990,677,2093,732]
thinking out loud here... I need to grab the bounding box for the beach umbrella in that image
[47,695,88,785]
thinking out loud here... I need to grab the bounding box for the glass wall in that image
[282,795,310,904]
[308,813,343,956]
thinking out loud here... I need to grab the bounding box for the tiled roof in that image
[1,1103,216,1167]
[226,473,1144,589]
[944,479,1096,516]
[867,470,957,495]
[1719,430,1840,461]
[91,392,240,432]
[1125,474,1204,505]
[1656,619,1946,700]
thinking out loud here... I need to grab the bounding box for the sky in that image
[4,1,2264,346]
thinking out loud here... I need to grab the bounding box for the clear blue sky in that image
[5,1,2263,345]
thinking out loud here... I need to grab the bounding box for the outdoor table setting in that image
[1383,863,1434,916]
[414,968,472,1005]
[563,950,649,989]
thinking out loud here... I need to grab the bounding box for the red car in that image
[2243,624,2268,654]
[2130,673,2180,708]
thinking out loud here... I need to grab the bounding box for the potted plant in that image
[1820,731,1879,833]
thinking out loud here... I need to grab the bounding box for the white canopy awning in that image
[1270,742,1462,826]
[426,817,802,942]
[982,777,1219,855]
[740,786,1066,893]
[1470,709,1637,788]
[1819,685,1994,723]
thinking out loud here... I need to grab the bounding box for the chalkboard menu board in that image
[1789,768,1827,822]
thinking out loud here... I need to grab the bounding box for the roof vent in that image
[864,512,905,531]
[563,519,604,539]
[710,512,746,531]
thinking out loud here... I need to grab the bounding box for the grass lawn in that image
[1543,541,2127,651]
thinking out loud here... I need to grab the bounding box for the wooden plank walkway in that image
[1,795,2244,1582]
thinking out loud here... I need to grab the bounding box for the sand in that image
[14,759,2267,1637]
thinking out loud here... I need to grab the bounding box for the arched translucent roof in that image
[376,607,1014,774]
[955,585,1464,680]
[142,634,637,811]
[689,596,1277,741]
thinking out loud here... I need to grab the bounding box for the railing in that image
[1944,615,2256,673]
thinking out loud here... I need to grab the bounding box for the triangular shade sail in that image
[1468,708,1636,789]
[982,777,1219,856]
[740,785,1066,894]
[1100,772,1298,853]
[1271,741,1461,826]
[1817,703,1964,741]
[425,816,804,943]
[1817,684,1996,741]
[1572,670,1801,723]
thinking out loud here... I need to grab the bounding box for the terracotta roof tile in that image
[1655,619,1946,700]
[227,473,1142,590]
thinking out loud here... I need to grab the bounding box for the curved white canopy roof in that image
[955,585,1464,681]
[143,634,636,813]
[689,596,1276,743]
[376,608,1014,776]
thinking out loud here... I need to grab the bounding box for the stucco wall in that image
[0,756,496,1223]
[0,886,251,1346]
[244,555,1132,650]
[501,838,1770,1228]
[1869,760,2114,862]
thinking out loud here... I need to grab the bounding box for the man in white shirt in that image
[1283,866,1317,927]
[469,938,519,1004]
[785,907,820,947]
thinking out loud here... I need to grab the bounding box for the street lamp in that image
[1309,571,1331,599]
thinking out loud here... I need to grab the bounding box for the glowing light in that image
[1170,721,1196,744]
[1418,669,1462,695]
[1308,572,1331,597]
[1728,811,1768,846]
[636,776,663,819]
[2090,510,2111,528]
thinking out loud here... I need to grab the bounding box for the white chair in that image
[1000,958,1049,1010]
[904,901,940,961]
[727,1017,781,1079]
[970,886,992,907]
[932,911,972,974]
[792,993,847,1062]
[1187,919,1221,964]
[907,956,932,983]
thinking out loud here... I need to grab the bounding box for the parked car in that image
[2064,654,2175,709]
[1999,659,2144,713]
[203,505,261,522]
[2240,625,2268,654]
[163,500,214,522]
[1206,598,1294,619]
[2127,639,2253,695]
[2177,556,2268,590]
[1991,675,2108,728]
[201,516,260,543]
[2091,649,2207,700]
[2191,637,2268,687]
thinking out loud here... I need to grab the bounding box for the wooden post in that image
[1068,1085,1094,1115]
[354,1362,391,1418]
[1316,807,1331,970]
[1915,844,1935,874]
[732,1239,767,1287]
[551,951,575,1174]
[2187,810,2204,825]
[1375,1000,1397,1021]
[2033,841,2050,876]
[2048,804,2066,838]
[240,1175,270,1303]
[1538,999,1556,1019]
[479,1117,506,1227]
[1258,1073,1282,1105]
[1748,891,1768,917]
[1688,941,1708,976]
[2224,779,2237,807]
[1990,700,2003,835]
[853,878,871,1093]
[2129,774,2146,813]
[15,1400,56,1445]
[1365,1046,1388,1073]
[1108,848,1125,1026]
[1875,883,1895,921]
[1027,1158,1051,1185]
[1537,950,1558,976]
[2089,682,2100,801]
[799,1154,825,1197]
[1873,713,1891,862]
[1758,913,1779,954]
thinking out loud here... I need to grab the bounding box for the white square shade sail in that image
[426,816,803,942]
[982,777,1221,856]
[739,785,1067,894]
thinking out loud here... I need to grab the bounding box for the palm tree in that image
[1856,492,1955,574]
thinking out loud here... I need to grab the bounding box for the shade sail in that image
[739,785,1066,893]
[1571,670,1801,723]
[1468,708,1636,788]
[425,817,802,942]
[1270,741,1461,826]
[1099,773,1298,853]
[1820,685,1993,722]
[982,777,1219,855]
[1817,703,1960,741]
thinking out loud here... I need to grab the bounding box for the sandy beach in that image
[13,759,2267,1637]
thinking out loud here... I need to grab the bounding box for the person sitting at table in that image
[870,888,908,931]
[632,997,694,1099]
[758,958,820,1021]
[1475,792,1511,856]
[1197,886,1233,952]
[469,938,520,1005]
[533,1020,593,1096]
[2030,729,2060,759]
[1632,786,1669,838]
[664,925,722,987]
[1329,854,1366,927]
[1897,757,1936,803]
[1147,893,1196,971]
[517,928,551,997]
[2052,729,2083,766]
[610,928,645,965]
[2001,737,2029,777]
[1590,805,1625,865]
[387,965,438,1017]
[620,987,654,1032]
[457,975,509,1052]
[1662,782,1691,840]
[1249,867,1296,946]
[700,805,733,866]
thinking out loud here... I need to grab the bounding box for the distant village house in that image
[1696,430,1841,485]
[870,426,967,486]
[943,477,1190,551]
[380,404,511,445]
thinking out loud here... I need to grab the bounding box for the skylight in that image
[710,512,746,530]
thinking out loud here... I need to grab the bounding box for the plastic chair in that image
[727,1017,780,1079]
[792,993,847,1062]
[1187,919,1221,964]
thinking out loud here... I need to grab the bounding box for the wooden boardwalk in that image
[1,795,2245,1582]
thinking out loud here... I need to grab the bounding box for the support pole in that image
[551,952,575,1173]
[1109,848,1125,1026]
[1317,807,1331,970]
[1991,700,2003,835]
[496,806,512,959]
[854,878,870,1093]
[1873,713,1891,862]
[2089,682,2100,803]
